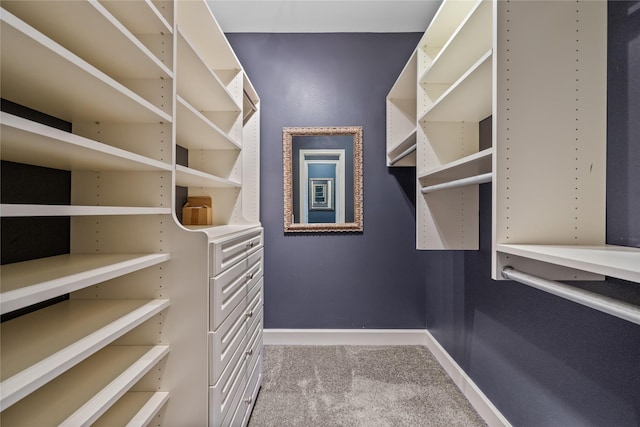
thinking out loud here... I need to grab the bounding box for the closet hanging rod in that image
[502,267,640,325]
[388,144,416,166]
[421,172,492,194]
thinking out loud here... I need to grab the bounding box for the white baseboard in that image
[422,329,512,427]
[263,328,428,346]
[263,328,510,427]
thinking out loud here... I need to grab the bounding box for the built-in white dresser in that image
[208,227,264,427]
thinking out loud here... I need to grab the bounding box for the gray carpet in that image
[248,345,486,426]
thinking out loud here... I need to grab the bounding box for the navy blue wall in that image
[228,3,640,423]
[227,33,426,328]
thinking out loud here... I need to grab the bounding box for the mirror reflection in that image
[283,126,363,232]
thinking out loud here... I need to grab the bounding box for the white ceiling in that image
[207,1,443,33]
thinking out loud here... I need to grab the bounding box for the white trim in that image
[298,149,346,223]
[263,328,427,346]
[422,329,512,427]
[263,328,511,427]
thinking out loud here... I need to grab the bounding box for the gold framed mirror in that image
[283,126,363,233]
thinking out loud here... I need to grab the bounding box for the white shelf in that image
[60,346,169,427]
[175,165,241,189]
[94,391,169,427]
[176,30,240,113]
[389,50,417,100]
[0,253,170,315]
[243,73,261,109]
[0,298,169,410]
[2,1,172,81]
[420,49,492,122]
[176,0,240,71]
[0,8,171,124]
[497,244,640,283]
[418,0,480,67]
[0,204,171,218]
[100,0,173,36]
[389,128,417,158]
[1,345,168,426]
[386,50,417,167]
[419,0,491,86]
[1,112,172,173]
[387,130,417,166]
[176,96,240,150]
[419,148,493,186]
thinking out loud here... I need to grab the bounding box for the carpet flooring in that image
[248,345,486,426]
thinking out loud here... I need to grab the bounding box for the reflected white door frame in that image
[298,149,345,223]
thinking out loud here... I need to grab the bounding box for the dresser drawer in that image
[240,349,263,427]
[209,298,248,385]
[209,228,263,277]
[210,248,263,331]
[209,342,247,427]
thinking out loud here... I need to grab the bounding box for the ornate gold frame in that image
[283,126,363,233]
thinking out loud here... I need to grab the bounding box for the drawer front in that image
[245,277,263,326]
[210,228,263,277]
[209,298,248,385]
[227,346,263,427]
[238,350,263,427]
[210,248,263,331]
[209,342,247,426]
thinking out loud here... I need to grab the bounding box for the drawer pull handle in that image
[246,349,253,356]
[245,397,253,405]
[246,310,254,318]
[246,241,255,249]
[246,272,255,281]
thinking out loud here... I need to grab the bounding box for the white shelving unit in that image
[490,0,640,283]
[1,1,262,425]
[411,0,492,250]
[386,51,417,167]
[390,0,640,286]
